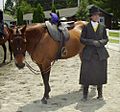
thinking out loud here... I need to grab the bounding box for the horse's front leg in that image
[2,44,6,63]
[8,40,13,61]
[39,64,51,104]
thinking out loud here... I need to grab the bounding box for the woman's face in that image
[91,14,100,22]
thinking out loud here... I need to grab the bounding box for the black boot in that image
[81,85,89,101]
[97,85,103,100]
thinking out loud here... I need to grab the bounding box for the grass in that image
[109,39,120,44]
[109,32,119,38]
[108,31,120,44]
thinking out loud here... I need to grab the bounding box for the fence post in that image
[106,29,109,49]
[119,30,120,51]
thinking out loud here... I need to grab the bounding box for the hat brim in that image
[89,12,101,17]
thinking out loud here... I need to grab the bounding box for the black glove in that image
[99,39,108,46]
[92,40,101,47]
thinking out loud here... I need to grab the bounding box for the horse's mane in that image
[74,20,87,30]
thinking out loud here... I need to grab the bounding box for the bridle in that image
[10,26,55,75]
[10,28,27,57]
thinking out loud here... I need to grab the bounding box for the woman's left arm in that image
[99,27,109,46]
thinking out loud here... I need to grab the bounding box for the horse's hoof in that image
[81,97,87,102]
[41,98,47,104]
[45,95,50,99]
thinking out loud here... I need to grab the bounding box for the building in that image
[23,7,78,24]
[3,14,16,27]
[23,5,113,29]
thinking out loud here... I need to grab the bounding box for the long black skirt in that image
[79,54,107,85]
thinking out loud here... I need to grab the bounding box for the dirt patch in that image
[0,49,120,112]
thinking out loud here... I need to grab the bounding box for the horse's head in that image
[9,25,27,69]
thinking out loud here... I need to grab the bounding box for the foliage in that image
[76,0,89,21]
[57,11,60,18]
[33,4,45,23]
[19,1,33,14]
[5,0,13,11]
[51,3,56,13]
[66,0,76,7]
[17,7,24,25]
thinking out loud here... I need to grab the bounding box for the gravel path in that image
[0,49,120,112]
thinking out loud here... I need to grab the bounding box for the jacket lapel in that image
[88,23,95,33]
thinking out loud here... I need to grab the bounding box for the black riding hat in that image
[89,6,101,17]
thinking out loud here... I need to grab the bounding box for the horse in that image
[0,25,13,63]
[8,21,85,104]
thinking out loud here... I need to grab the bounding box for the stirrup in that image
[61,47,67,57]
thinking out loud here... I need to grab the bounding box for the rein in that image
[25,60,56,75]
[25,61,40,75]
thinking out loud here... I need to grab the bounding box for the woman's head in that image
[89,6,101,22]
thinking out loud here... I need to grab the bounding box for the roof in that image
[3,14,15,21]
[23,7,78,20]
[88,5,113,17]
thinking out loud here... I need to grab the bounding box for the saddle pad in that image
[45,21,69,42]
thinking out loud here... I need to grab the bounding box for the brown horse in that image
[9,21,85,104]
[0,25,13,63]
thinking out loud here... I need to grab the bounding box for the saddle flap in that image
[45,21,69,42]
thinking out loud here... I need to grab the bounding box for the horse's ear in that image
[20,25,27,34]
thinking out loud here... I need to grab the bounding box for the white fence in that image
[106,29,120,52]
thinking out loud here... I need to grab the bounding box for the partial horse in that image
[9,21,85,104]
[0,25,13,63]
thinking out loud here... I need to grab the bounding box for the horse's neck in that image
[25,24,45,55]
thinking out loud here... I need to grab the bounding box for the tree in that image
[57,11,60,18]
[66,0,77,7]
[76,0,89,21]
[17,7,24,25]
[19,1,33,14]
[33,4,45,23]
[51,3,56,13]
[5,0,13,11]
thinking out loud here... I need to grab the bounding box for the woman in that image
[79,6,109,101]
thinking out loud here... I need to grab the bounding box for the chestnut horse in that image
[9,21,85,104]
[0,25,13,63]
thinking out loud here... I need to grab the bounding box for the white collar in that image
[91,21,98,27]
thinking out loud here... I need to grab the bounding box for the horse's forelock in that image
[15,28,22,35]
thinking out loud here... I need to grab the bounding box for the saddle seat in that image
[45,21,75,42]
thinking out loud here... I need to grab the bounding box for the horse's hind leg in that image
[2,44,7,63]
[8,40,12,61]
[38,64,51,104]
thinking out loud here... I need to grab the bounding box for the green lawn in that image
[109,39,120,43]
[109,32,119,38]
[108,31,120,43]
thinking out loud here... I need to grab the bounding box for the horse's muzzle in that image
[15,63,25,69]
